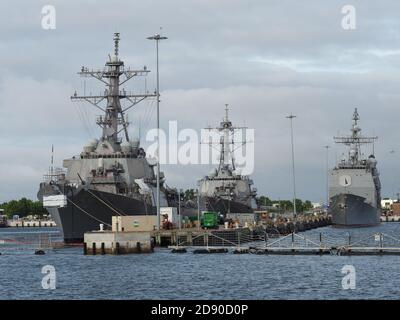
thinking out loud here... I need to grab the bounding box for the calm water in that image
[1,224,400,300]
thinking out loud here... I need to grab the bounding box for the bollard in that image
[101,242,105,255]
[156,233,161,246]
[92,242,96,255]
[291,232,295,252]
[187,232,193,246]
[83,242,87,255]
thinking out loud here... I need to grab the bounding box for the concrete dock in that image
[84,231,153,255]
[83,216,157,255]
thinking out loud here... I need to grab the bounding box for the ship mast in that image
[334,108,377,166]
[71,33,156,154]
[203,104,247,174]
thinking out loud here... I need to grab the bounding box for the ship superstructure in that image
[198,105,258,215]
[329,108,381,227]
[38,33,174,242]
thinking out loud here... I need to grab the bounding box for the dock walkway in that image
[168,231,400,256]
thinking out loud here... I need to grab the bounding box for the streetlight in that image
[286,113,297,217]
[196,189,201,231]
[147,31,168,231]
[324,145,330,211]
[389,150,396,199]
[178,188,183,230]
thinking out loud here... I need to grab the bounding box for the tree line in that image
[0,193,314,218]
[180,189,314,213]
[0,198,47,218]
[257,196,314,213]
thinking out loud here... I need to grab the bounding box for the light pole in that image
[390,150,396,199]
[196,189,201,231]
[147,32,167,231]
[324,145,330,211]
[178,188,182,229]
[286,113,297,217]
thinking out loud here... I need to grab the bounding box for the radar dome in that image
[121,141,131,153]
[83,139,98,153]
[130,139,140,150]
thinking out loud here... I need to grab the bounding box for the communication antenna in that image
[51,144,54,177]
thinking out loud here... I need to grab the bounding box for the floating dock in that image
[168,231,400,256]
[151,214,331,247]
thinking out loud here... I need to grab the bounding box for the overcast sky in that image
[1,0,400,203]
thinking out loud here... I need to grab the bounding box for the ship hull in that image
[43,188,155,243]
[200,196,254,215]
[329,193,380,227]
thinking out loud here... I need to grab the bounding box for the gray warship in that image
[38,33,178,243]
[329,108,381,227]
[198,106,258,215]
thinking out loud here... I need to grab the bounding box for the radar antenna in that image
[71,33,157,154]
[201,104,249,174]
[334,108,377,166]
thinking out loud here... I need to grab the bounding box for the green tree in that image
[31,201,47,216]
[303,200,313,211]
[0,198,46,218]
[258,196,272,207]
[184,189,195,201]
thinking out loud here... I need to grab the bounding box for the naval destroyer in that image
[329,108,381,227]
[38,33,178,242]
[198,105,258,215]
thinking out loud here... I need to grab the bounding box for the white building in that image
[312,202,322,209]
[381,198,395,209]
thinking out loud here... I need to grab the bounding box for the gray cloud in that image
[1,1,400,203]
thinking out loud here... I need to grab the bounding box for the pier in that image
[151,214,331,247]
[7,219,57,228]
[380,215,400,222]
[168,231,400,256]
